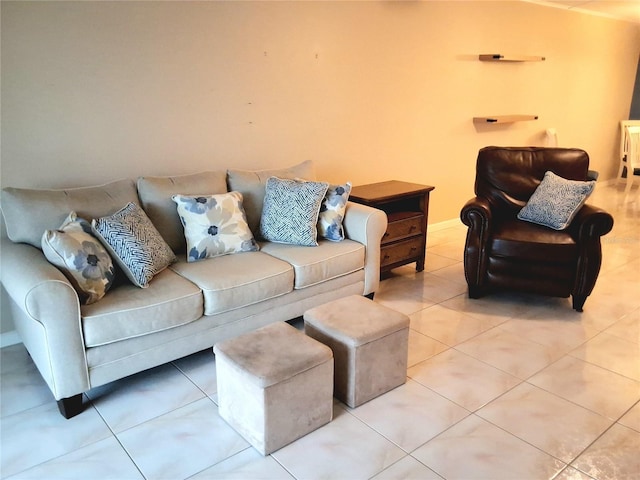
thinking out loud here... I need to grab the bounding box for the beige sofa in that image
[0,161,387,418]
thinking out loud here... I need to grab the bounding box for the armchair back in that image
[475,147,590,216]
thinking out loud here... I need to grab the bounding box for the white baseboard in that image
[428,218,462,232]
[1,330,21,348]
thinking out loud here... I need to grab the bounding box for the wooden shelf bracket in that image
[479,54,546,62]
[473,115,539,124]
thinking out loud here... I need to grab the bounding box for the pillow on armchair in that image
[517,171,596,230]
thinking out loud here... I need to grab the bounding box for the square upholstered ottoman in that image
[213,322,333,455]
[304,295,409,408]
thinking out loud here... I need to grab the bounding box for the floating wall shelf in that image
[473,115,539,124]
[479,54,546,62]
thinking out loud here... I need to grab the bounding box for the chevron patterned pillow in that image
[259,177,329,246]
[92,202,176,288]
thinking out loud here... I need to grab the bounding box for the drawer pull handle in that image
[409,225,417,232]
[383,254,390,260]
[410,247,417,252]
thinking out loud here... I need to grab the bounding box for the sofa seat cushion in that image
[170,251,294,316]
[260,239,365,289]
[490,218,577,263]
[82,268,204,347]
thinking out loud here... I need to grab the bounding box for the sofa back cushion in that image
[227,160,316,234]
[2,179,139,248]
[137,171,228,253]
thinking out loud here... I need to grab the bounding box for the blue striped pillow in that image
[259,177,329,246]
[92,202,176,288]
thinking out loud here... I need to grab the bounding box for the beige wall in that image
[1,1,639,333]
[2,1,639,212]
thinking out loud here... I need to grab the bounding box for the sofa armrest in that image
[342,202,387,296]
[460,197,493,291]
[1,240,90,399]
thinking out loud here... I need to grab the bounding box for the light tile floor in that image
[1,182,639,480]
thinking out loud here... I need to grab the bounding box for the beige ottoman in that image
[304,295,409,408]
[213,322,333,455]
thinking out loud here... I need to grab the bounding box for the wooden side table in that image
[349,180,435,276]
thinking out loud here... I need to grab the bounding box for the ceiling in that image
[530,0,640,23]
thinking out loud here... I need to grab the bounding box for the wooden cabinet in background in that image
[349,180,435,277]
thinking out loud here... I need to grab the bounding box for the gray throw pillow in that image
[517,171,596,230]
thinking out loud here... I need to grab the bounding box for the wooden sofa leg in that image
[57,394,84,419]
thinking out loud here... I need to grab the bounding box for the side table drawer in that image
[349,180,434,274]
[383,213,424,244]
[381,237,423,268]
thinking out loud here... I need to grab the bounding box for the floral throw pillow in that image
[42,212,115,304]
[92,202,176,288]
[260,177,329,246]
[318,182,351,241]
[172,191,259,262]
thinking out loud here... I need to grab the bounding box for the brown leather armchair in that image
[460,147,614,311]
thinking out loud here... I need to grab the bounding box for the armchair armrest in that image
[460,197,493,228]
[343,201,388,296]
[570,203,614,241]
[568,204,614,304]
[460,197,493,293]
[1,240,90,400]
